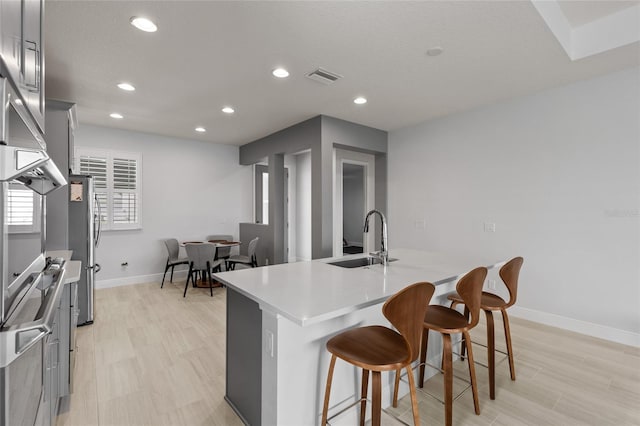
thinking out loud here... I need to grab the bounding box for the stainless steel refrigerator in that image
[68,175,101,325]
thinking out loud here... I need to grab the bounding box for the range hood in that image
[0,145,67,194]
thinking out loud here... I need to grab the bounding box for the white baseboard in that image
[509,306,640,348]
[96,270,188,289]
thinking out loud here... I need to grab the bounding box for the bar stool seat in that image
[322,282,435,426]
[424,306,471,332]
[327,326,409,368]
[447,256,524,401]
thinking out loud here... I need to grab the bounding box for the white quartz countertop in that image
[63,261,82,284]
[214,248,505,327]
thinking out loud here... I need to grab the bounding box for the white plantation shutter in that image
[79,154,109,224]
[78,156,107,189]
[7,184,40,233]
[75,149,142,230]
[7,188,34,225]
[112,157,138,224]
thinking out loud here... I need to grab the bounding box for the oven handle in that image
[0,268,66,368]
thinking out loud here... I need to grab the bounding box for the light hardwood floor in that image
[56,280,640,426]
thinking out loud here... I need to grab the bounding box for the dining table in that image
[181,240,241,288]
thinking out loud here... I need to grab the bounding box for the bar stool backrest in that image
[456,267,488,329]
[500,257,524,309]
[382,282,435,362]
[185,243,216,269]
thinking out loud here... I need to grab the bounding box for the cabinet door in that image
[22,0,44,132]
[0,0,23,84]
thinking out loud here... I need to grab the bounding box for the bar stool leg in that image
[463,330,481,414]
[442,333,453,426]
[460,306,469,360]
[419,328,429,388]
[360,369,369,426]
[406,364,420,426]
[321,355,337,425]
[393,369,400,407]
[485,309,496,400]
[371,371,382,426]
[502,308,516,380]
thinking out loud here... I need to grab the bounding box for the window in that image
[7,183,41,233]
[75,148,142,230]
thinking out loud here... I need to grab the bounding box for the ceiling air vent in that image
[306,68,342,85]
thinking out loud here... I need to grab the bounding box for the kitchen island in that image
[213,249,504,426]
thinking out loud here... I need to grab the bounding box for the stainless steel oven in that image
[0,76,67,425]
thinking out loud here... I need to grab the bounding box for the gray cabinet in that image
[0,0,45,133]
[0,0,22,86]
[58,280,78,398]
[22,0,44,131]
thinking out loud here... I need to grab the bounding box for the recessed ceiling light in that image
[222,106,235,114]
[110,113,124,119]
[272,68,290,78]
[130,17,157,33]
[353,97,367,105]
[195,127,206,133]
[117,82,136,91]
[426,46,444,57]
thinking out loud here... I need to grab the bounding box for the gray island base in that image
[215,249,505,425]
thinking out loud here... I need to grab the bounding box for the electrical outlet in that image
[265,330,274,357]
[484,222,496,233]
[488,279,496,290]
[414,219,426,230]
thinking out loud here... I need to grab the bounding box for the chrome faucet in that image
[363,209,389,266]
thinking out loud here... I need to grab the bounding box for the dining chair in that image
[226,237,259,270]
[161,238,189,288]
[183,243,223,297]
[321,282,435,426]
[448,257,524,399]
[206,234,234,263]
[419,266,487,426]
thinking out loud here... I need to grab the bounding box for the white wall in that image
[388,67,640,345]
[74,124,253,287]
[295,151,312,261]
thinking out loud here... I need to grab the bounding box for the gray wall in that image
[239,115,388,260]
[44,100,74,251]
[388,67,640,339]
[239,223,271,266]
[295,152,312,261]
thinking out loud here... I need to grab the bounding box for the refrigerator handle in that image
[94,193,102,247]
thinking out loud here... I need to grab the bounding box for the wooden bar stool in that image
[448,257,523,400]
[321,282,435,426]
[418,267,487,426]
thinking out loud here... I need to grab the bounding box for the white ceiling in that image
[44,1,640,146]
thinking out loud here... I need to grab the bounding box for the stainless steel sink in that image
[327,257,398,268]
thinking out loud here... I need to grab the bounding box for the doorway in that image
[333,149,375,257]
[342,164,365,254]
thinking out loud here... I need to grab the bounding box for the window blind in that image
[7,188,34,226]
[76,149,142,230]
[79,156,107,189]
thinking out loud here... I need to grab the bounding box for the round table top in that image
[181,240,241,246]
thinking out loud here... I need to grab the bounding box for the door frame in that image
[332,149,375,257]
